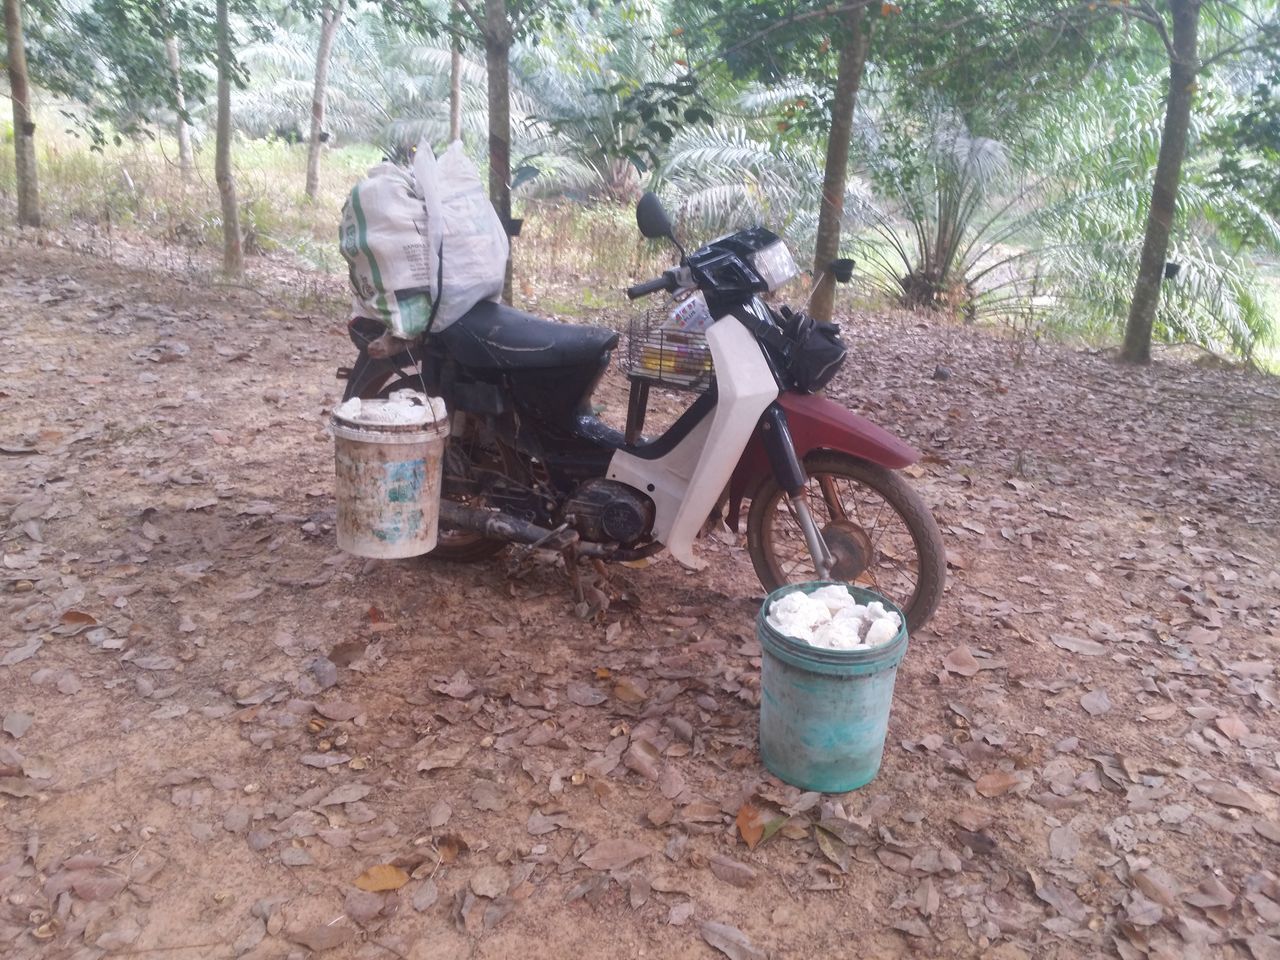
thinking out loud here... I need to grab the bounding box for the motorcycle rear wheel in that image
[745,452,945,631]
[362,374,507,563]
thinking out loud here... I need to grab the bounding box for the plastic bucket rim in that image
[758,580,907,671]
[330,415,450,445]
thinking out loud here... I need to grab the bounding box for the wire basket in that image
[622,299,714,392]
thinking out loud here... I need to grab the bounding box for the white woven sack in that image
[432,141,510,330]
[339,144,443,338]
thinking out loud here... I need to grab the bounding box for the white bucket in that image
[331,395,449,559]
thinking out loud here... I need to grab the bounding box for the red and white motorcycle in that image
[339,193,945,628]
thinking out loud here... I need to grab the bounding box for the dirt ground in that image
[2,232,1279,960]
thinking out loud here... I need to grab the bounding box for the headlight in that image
[750,241,799,292]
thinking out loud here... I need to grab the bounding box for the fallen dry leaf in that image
[1048,824,1080,862]
[21,755,54,780]
[417,742,470,772]
[1080,689,1112,716]
[1,637,42,666]
[668,901,695,926]
[976,770,1025,797]
[893,917,931,939]
[428,800,452,829]
[709,854,758,888]
[735,802,766,850]
[0,777,40,798]
[301,753,350,768]
[354,864,409,892]
[700,920,767,960]
[612,677,647,704]
[343,888,387,924]
[412,880,439,912]
[470,866,508,899]
[1033,875,1088,922]
[1051,633,1106,656]
[528,810,569,835]
[623,739,661,781]
[433,670,475,699]
[315,783,371,806]
[579,838,652,871]
[566,681,606,707]
[314,701,361,722]
[680,801,723,823]
[942,645,981,677]
[815,827,851,873]
[1215,715,1249,741]
[1195,779,1261,812]
[2,712,32,739]
[289,924,355,952]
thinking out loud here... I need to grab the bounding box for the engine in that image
[562,480,655,545]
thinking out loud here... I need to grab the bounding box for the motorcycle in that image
[337,193,945,630]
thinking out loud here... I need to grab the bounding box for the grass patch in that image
[0,110,379,267]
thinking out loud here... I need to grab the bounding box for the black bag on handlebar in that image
[778,306,847,393]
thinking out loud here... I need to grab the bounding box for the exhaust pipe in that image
[437,500,665,561]
[439,501,579,551]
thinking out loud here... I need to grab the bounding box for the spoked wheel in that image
[362,374,507,563]
[746,452,945,631]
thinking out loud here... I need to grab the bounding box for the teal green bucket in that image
[758,582,908,793]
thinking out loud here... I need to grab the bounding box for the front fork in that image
[759,402,833,578]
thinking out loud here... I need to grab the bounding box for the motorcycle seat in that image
[440,300,619,371]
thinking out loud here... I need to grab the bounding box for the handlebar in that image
[626,271,677,300]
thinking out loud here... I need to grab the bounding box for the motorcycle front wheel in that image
[745,452,945,632]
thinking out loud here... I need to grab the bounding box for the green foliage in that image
[654,122,872,259]
[1020,71,1276,358]
[9,0,267,147]
[519,0,685,197]
[233,14,491,151]
[856,105,1010,314]
[1210,56,1280,248]
[7,0,1277,362]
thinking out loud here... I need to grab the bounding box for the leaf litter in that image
[2,247,1279,957]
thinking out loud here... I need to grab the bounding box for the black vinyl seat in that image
[440,300,619,371]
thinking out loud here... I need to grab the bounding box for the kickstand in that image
[590,557,610,585]
[565,550,585,604]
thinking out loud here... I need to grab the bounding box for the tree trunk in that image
[449,0,463,141]
[808,7,870,323]
[1120,0,1200,364]
[483,0,513,303]
[215,0,243,277]
[305,0,344,202]
[4,0,41,228]
[164,35,195,182]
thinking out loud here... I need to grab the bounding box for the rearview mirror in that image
[636,192,675,241]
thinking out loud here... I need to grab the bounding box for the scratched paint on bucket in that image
[332,410,447,559]
[373,461,425,541]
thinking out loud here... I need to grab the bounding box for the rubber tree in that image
[1120,0,1201,364]
[388,0,566,303]
[808,5,871,322]
[304,0,344,201]
[449,0,462,140]
[4,0,41,227]
[215,0,243,276]
[11,0,221,159]
[163,34,196,181]
[662,0,883,322]
[482,0,513,301]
